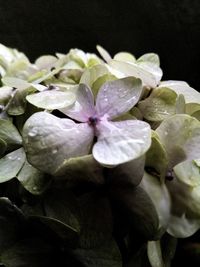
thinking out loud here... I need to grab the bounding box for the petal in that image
[22,112,94,175]
[109,60,159,88]
[156,114,200,168]
[26,90,76,110]
[60,83,95,122]
[93,119,151,166]
[96,45,112,63]
[96,77,142,119]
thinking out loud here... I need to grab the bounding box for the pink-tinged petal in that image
[96,77,142,119]
[93,119,151,166]
[23,112,94,175]
[60,83,95,122]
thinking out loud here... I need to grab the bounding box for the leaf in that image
[147,241,164,267]
[93,120,151,166]
[55,154,104,184]
[22,112,93,175]
[1,238,55,267]
[74,239,122,267]
[0,148,26,183]
[138,87,178,121]
[0,119,22,149]
[17,160,51,195]
[156,114,200,168]
[96,77,143,119]
[110,185,159,240]
[26,90,76,110]
[30,216,79,247]
[106,156,145,186]
[0,198,26,253]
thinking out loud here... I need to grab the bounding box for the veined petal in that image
[60,83,95,122]
[96,77,142,119]
[22,112,94,175]
[93,119,151,166]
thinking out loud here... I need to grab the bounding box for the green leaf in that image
[44,188,80,233]
[30,216,79,247]
[77,193,113,249]
[55,154,104,184]
[17,160,51,195]
[145,131,168,179]
[0,148,26,183]
[0,119,22,149]
[0,198,26,253]
[106,156,145,186]
[26,90,76,110]
[1,238,55,267]
[147,241,164,267]
[110,185,159,240]
[138,87,178,122]
[74,239,122,267]
[156,114,200,168]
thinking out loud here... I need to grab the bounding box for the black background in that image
[1,0,200,88]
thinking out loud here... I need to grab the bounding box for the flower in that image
[22,77,151,175]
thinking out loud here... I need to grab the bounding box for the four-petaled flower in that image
[23,77,151,175]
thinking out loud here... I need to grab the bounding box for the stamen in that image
[88,116,99,126]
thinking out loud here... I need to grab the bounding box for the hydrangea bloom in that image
[23,77,151,174]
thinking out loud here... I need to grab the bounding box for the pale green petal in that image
[145,131,168,179]
[167,214,200,238]
[174,160,200,187]
[96,45,112,63]
[26,90,76,110]
[22,112,94,175]
[109,60,158,88]
[0,148,26,183]
[138,87,178,121]
[140,172,171,232]
[147,241,164,267]
[159,80,200,104]
[92,74,116,98]
[0,138,7,157]
[93,120,151,166]
[80,64,110,88]
[156,114,200,168]
[0,119,22,148]
[17,160,51,195]
[35,55,57,70]
[114,52,136,63]
[0,86,13,105]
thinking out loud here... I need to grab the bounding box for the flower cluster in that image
[1,43,200,266]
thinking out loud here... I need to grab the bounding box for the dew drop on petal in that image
[52,148,58,154]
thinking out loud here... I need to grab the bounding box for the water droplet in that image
[32,186,38,191]
[104,98,108,102]
[164,131,168,136]
[17,157,21,161]
[52,148,58,154]
[28,130,37,137]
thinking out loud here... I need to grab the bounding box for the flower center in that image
[88,116,99,126]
